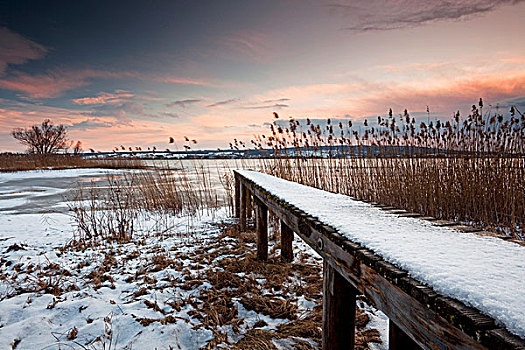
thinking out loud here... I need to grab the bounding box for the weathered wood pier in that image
[234,170,525,350]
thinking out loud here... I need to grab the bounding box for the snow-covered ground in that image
[0,168,388,349]
[0,214,222,349]
[238,170,525,339]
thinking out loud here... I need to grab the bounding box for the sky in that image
[1,0,525,152]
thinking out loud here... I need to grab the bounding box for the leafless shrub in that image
[68,175,138,244]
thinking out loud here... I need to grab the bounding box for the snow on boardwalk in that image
[237,170,525,339]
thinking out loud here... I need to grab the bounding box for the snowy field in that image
[0,168,388,349]
[239,170,525,340]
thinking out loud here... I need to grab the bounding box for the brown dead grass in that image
[253,106,525,238]
[186,223,382,349]
[0,153,145,172]
[5,218,381,349]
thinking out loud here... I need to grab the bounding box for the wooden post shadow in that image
[281,219,293,262]
[234,176,240,219]
[255,197,268,261]
[240,184,247,232]
[246,190,252,222]
[389,320,421,350]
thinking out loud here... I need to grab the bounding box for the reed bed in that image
[69,162,228,244]
[0,153,145,172]
[249,103,524,238]
[130,163,224,216]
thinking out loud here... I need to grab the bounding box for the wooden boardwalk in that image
[234,170,525,350]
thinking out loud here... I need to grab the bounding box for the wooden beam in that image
[389,320,421,350]
[281,219,294,262]
[240,184,247,231]
[323,260,357,350]
[255,197,268,261]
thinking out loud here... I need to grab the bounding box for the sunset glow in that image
[1,0,525,151]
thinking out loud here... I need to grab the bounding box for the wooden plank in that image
[255,197,268,261]
[433,220,457,227]
[389,320,421,350]
[480,328,525,350]
[475,231,511,240]
[386,209,409,215]
[280,219,293,262]
[240,183,247,231]
[236,175,500,350]
[397,212,423,218]
[322,260,357,350]
[379,206,397,210]
[434,297,495,338]
[452,225,482,233]
[334,248,488,350]
[420,216,438,221]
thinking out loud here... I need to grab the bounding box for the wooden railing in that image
[234,170,525,350]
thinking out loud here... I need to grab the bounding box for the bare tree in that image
[12,119,69,154]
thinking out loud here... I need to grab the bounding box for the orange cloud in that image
[257,70,525,118]
[0,69,217,98]
[347,71,525,116]
[0,70,122,98]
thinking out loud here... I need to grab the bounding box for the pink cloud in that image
[0,70,117,98]
[258,70,525,118]
[377,55,525,78]
[0,28,48,75]
[378,62,451,73]
[499,57,525,64]
[73,91,135,105]
[0,69,216,98]
[347,71,525,116]
[155,76,212,86]
[0,101,172,151]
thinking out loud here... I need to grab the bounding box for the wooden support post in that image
[234,176,240,218]
[240,184,247,232]
[255,197,268,261]
[281,220,293,262]
[388,320,421,350]
[323,260,357,350]
[246,190,252,221]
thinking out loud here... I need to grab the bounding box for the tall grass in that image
[248,103,524,238]
[69,175,139,243]
[130,163,223,216]
[68,162,229,244]
[0,153,145,172]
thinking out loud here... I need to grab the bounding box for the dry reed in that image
[247,103,524,238]
[68,162,230,244]
[0,153,145,172]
